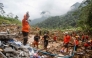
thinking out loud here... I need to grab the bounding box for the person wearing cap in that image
[22,12,30,45]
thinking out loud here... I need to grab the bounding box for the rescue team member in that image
[84,40,92,50]
[22,12,30,45]
[82,34,89,42]
[85,34,89,41]
[84,42,90,50]
[43,34,49,50]
[61,32,71,52]
[90,40,92,50]
[53,34,57,42]
[33,33,40,48]
[74,36,79,51]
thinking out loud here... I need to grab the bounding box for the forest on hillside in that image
[0,3,21,25]
[34,0,92,34]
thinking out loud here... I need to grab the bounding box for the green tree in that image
[14,15,18,20]
[79,0,92,33]
[0,3,5,16]
[7,13,14,18]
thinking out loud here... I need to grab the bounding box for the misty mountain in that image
[71,2,80,10]
[36,10,80,29]
[34,1,85,29]
[30,2,81,26]
[30,16,48,25]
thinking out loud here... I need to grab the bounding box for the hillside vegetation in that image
[0,3,21,26]
[34,0,92,34]
[35,2,81,29]
[0,15,21,25]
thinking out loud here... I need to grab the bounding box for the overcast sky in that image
[1,0,83,20]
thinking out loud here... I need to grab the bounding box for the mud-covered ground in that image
[0,24,92,58]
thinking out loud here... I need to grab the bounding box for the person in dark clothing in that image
[22,31,29,45]
[43,34,49,50]
[33,34,40,48]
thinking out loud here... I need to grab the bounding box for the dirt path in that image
[28,34,35,44]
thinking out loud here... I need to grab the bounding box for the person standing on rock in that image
[22,12,30,45]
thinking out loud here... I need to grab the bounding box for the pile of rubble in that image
[0,31,60,58]
[0,32,33,58]
[0,32,73,58]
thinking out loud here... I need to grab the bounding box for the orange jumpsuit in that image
[22,15,30,32]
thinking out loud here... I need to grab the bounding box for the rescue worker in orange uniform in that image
[61,32,71,53]
[74,36,79,51]
[22,12,30,45]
